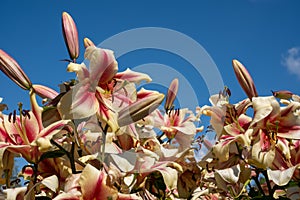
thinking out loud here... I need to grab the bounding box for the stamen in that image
[13,110,16,123]
[112,79,117,88]
[8,112,12,122]
[176,108,180,116]
[22,110,31,119]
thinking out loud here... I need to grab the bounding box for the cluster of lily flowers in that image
[0,12,300,200]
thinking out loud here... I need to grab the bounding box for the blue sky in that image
[1,0,300,110]
[1,0,300,178]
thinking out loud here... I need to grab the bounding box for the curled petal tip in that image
[232,59,258,99]
[164,78,179,111]
[0,49,32,90]
[62,12,79,61]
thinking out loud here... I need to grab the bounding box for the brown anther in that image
[8,112,12,122]
[176,109,180,116]
[13,110,16,123]
[225,87,231,97]
[21,110,30,119]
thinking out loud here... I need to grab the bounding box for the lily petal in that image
[57,80,99,119]
[79,164,118,200]
[84,46,118,84]
[115,68,152,84]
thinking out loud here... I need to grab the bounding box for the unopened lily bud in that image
[33,84,58,99]
[164,78,178,112]
[84,37,95,48]
[118,91,164,127]
[272,90,293,100]
[0,49,32,90]
[62,12,79,62]
[232,59,258,99]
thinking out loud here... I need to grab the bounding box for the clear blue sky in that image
[1,0,300,177]
[1,0,300,112]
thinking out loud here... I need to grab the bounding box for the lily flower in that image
[58,46,155,132]
[0,90,72,164]
[57,46,118,123]
[153,108,197,151]
[62,12,79,62]
[0,49,32,90]
[249,96,300,168]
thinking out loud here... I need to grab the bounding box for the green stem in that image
[50,139,84,173]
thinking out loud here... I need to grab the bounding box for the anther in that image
[21,110,31,119]
[8,112,12,122]
[13,110,16,123]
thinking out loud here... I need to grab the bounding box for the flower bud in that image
[118,90,164,127]
[33,84,58,99]
[272,90,293,100]
[62,12,79,62]
[0,49,32,90]
[164,78,178,112]
[84,37,95,49]
[232,59,258,99]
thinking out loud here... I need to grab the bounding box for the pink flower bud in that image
[232,59,258,99]
[164,78,178,112]
[118,90,164,126]
[272,90,293,100]
[0,49,32,90]
[83,37,95,49]
[32,84,58,99]
[62,12,79,62]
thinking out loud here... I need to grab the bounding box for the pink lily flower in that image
[249,96,300,168]
[57,46,119,130]
[153,108,197,151]
[0,90,71,164]
[58,46,154,131]
[212,114,252,162]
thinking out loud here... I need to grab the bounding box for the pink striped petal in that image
[79,164,118,200]
[115,68,152,84]
[58,80,99,119]
[84,46,118,84]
